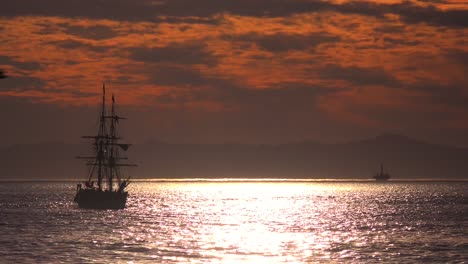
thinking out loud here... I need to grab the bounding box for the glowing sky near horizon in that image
[0,0,467,146]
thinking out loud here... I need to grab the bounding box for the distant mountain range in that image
[1,134,467,180]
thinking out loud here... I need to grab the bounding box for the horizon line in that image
[1,178,467,183]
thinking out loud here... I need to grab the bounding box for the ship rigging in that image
[74,84,136,209]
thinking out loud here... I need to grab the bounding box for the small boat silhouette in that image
[373,163,390,181]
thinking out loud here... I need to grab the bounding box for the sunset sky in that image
[1,0,467,146]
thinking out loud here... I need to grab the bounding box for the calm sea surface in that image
[0,180,467,263]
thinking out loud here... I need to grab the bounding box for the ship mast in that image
[97,83,106,190]
[109,94,116,191]
[78,83,136,192]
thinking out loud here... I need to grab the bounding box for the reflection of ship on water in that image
[373,163,390,181]
[74,84,137,209]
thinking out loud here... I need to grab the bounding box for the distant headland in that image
[1,134,467,180]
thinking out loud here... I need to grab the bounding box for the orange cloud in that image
[0,2,466,128]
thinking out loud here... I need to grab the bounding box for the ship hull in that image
[74,189,128,209]
[373,175,390,181]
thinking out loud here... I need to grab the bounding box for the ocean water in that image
[0,180,467,263]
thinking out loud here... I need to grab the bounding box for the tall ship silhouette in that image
[74,85,136,209]
[373,163,390,181]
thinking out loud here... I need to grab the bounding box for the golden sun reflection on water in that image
[112,181,466,263]
[0,181,466,263]
[128,182,366,262]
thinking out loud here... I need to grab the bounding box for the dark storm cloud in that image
[0,0,149,21]
[229,32,340,52]
[0,73,96,99]
[0,76,45,91]
[139,55,338,103]
[319,65,401,87]
[389,2,468,28]
[416,0,445,3]
[0,0,326,20]
[333,1,468,28]
[0,56,41,71]
[445,49,468,69]
[129,42,218,66]
[149,65,214,86]
[64,60,80,65]
[382,37,420,47]
[137,58,331,108]
[63,25,118,40]
[0,75,97,100]
[1,0,466,28]
[155,70,332,109]
[51,88,100,98]
[375,25,407,34]
[51,40,109,53]
[155,16,222,25]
